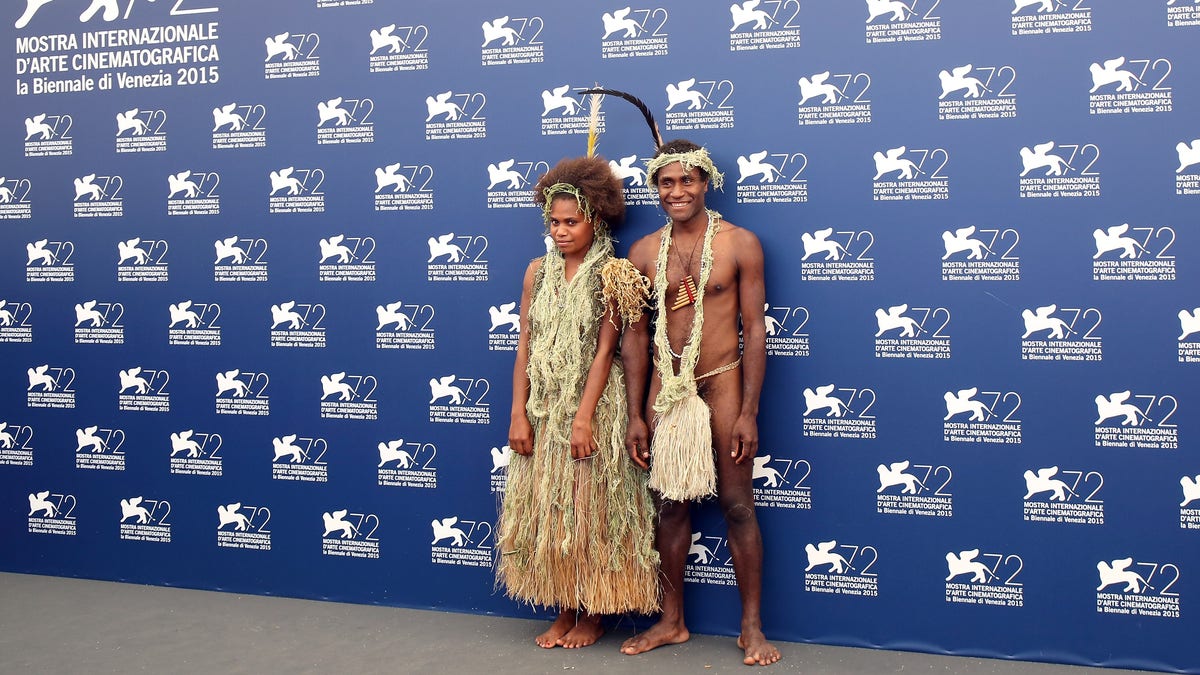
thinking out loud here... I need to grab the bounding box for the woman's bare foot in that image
[535,610,576,648]
[737,630,781,666]
[619,619,689,655]
[558,613,604,648]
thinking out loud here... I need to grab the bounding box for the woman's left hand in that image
[570,419,597,460]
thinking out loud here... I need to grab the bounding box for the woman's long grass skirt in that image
[496,366,660,614]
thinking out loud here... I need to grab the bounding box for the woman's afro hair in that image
[534,155,626,229]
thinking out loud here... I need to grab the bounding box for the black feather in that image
[577,87,662,149]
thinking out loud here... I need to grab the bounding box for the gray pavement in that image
[0,572,1150,674]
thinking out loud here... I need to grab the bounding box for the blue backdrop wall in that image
[1,1,1198,671]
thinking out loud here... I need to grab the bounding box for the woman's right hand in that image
[509,415,534,456]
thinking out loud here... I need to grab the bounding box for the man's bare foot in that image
[558,614,604,648]
[535,610,576,648]
[620,619,689,655]
[737,631,781,666]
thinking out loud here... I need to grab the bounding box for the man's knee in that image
[716,468,756,525]
[719,497,758,528]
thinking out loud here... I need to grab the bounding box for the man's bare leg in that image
[709,370,781,666]
[536,608,576,648]
[620,497,691,654]
[559,612,605,648]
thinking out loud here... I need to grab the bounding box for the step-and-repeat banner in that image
[1,1,1197,671]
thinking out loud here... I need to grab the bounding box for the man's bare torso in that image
[630,218,748,381]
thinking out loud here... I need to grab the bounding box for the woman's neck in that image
[562,251,585,282]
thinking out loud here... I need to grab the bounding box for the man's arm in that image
[732,229,766,464]
[622,237,654,469]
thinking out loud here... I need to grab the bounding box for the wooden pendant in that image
[671,274,698,310]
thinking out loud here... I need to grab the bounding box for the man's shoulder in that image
[630,228,665,248]
[717,217,752,236]
[716,219,762,248]
[627,229,664,265]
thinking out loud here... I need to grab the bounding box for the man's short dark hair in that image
[650,138,709,185]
